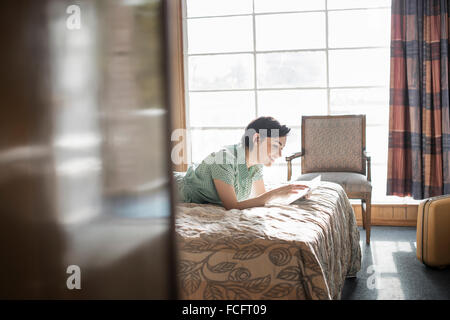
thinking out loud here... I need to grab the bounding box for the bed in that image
[175,181,361,300]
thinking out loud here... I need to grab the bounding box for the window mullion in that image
[325,0,330,116]
[252,0,258,118]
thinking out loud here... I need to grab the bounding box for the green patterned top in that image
[175,143,264,205]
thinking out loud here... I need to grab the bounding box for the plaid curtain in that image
[388,0,450,199]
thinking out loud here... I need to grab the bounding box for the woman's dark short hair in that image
[241,116,291,150]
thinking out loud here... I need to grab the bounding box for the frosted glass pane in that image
[329,49,390,87]
[258,90,327,126]
[263,164,301,184]
[330,88,389,125]
[189,54,254,90]
[257,52,327,88]
[187,0,253,17]
[190,129,243,163]
[329,9,391,48]
[256,13,325,50]
[189,91,255,127]
[328,0,391,9]
[188,16,253,54]
[371,164,389,202]
[254,0,325,13]
[366,125,389,165]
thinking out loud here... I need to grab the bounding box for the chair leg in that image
[365,196,371,245]
[361,199,366,230]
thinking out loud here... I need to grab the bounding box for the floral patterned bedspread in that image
[175,181,361,300]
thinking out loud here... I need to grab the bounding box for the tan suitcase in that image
[416,195,450,268]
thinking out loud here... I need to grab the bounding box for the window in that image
[183,0,414,204]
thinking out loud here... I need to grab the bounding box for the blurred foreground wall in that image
[0,0,176,299]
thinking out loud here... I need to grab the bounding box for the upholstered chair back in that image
[301,115,366,174]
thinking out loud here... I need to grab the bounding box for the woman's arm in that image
[252,179,266,197]
[213,179,307,210]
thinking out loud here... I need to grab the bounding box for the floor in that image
[341,226,450,300]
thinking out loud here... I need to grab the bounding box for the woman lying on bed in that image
[175,116,308,210]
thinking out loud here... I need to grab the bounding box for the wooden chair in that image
[286,115,372,244]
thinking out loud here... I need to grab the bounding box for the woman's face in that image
[254,134,287,166]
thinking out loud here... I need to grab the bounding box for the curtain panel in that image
[388,0,450,199]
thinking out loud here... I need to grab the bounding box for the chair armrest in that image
[363,151,371,182]
[285,152,303,162]
[285,152,303,181]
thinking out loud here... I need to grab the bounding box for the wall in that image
[353,204,419,227]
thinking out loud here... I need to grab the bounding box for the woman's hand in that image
[213,179,310,210]
[262,184,309,203]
